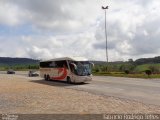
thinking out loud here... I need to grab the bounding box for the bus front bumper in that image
[74,76,92,83]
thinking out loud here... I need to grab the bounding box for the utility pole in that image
[102,6,109,63]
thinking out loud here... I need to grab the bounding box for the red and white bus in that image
[39,57,93,83]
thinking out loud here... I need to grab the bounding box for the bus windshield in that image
[70,61,92,76]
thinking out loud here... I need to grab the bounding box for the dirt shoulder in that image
[0,74,160,114]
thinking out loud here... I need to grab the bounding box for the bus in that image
[39,57,94,83]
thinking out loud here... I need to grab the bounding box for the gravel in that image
[0,73,160,114]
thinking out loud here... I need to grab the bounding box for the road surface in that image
[1,71,160,106]
[67,76,160,106]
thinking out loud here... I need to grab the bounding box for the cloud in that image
[0,0,160,61]
[4,0,101,33]
[0,32,97,60]
[0,0,22,26]
[93,0,160,60]
[26,46,53,59]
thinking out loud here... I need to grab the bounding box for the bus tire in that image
[46,75,50,81]
[67,76,71,84]
[44,74,47,81]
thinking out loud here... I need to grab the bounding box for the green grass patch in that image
[134,64,160,72]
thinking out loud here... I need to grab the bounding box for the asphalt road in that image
[1,71,160,106]
[66,76,160,106]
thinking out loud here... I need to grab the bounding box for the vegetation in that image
[0,57,39,71]
[92,56,160,79]
[145,70,152,77]
[0,64,39,71]
[0,56,160,78]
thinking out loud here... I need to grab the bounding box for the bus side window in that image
[63,64,67,69]
[55,61,68,69]
[40,62,51,68]
[49,61,56,68]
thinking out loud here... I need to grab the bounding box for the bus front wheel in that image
[67,77,72,84]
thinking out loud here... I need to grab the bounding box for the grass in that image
[134,63,160,72]
[93,72,160,79]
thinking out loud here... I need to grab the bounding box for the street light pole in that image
[102,6,109,63]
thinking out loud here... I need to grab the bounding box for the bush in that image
[145,70,152,77]
[95,69,99,72]
[124,70,129,74]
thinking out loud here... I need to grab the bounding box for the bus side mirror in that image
[90,62,94,67]
[70,63,77,69]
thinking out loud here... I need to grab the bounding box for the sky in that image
[0,0,160,61]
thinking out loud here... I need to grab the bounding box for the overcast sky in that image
[0,0,160,61]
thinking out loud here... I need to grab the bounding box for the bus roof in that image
[40,57,88,62]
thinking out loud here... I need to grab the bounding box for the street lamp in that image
[102,6,109,63]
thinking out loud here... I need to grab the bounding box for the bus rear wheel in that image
[44,74,50,81]
[44,74,47,81]
[46,75,50,81]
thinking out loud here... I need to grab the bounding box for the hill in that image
[135,56,160,65]
[0,56,160,66]
[0,57,39,66]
